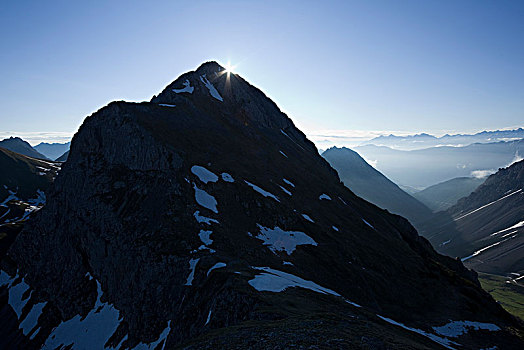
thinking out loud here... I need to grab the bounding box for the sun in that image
[224,62,235,73]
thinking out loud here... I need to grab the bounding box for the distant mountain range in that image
[413,177,486,212]
[322,147,432,227]
[34,141,71,160]
[1,61,519,348]
[420,159,524,277]
[355,139,524,188]
[366,128,524,150]
[0,137,71,162]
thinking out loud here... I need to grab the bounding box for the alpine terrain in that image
[0,137,50,160]
[420,159,524,277]
[413,177,486,212]
[1,62,522,349]
[34,142,71,161]
[0,147,59,256]
[322,146,433,227]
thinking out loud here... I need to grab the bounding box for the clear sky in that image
[1,0,523,145]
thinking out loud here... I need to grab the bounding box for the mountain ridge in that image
[413,177,486,212]
[420,159,524,276]
[322,146,433,227]
[1,61,521,349]
[365,128,524,150]
[0,137,50,160]
[34,142,71,161]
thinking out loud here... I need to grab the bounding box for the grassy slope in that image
[479,272,524,321]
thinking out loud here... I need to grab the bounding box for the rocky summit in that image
[1,62,523,349]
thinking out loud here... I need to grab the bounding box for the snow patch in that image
[193,184,218,213]
[1,189,19,207]
[194,211,219,225]
[345,300,361,308]
[248,267,340,296]
[200,74,223,101]
[198,230,213,246]
[455,189,522,221]
[440,239,451,247]
[362,219,374,229]
[377,315,458,349]
[332,226,339,232]
[207,262,226,276]
[44,279,121,350]
[255,225,317,255]
[319,194,331,200]
[490,220,524,237]
[133,320,171,350]
[205,310,212,325]
[191,166,218,183]
[20,301,46,336]
[184,258,200,286]
[245,181,280,202]
[302,214,314,223]
[221,173,234,182]
[159,104,176,107]
[432,320,500,338]
[279,151,288,158]
[8,277,30,318]
[172,79,194,94]
[283,178,295,188]
[279,185,292,196]
[462,234,518,261]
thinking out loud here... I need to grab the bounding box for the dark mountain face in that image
[55,150,69,162]
[0,148,58,202]
[413,177,486,212]
[322,147,433,228]
[0,147,59,257]
[0,137,50,160]
[1,62,522,349]
[34,142,71,161]
[355,141,524,188]
[420,160,524,276]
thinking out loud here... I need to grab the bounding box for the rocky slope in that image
[420,159,524,276]
[55,150,69,162]
[322,146,433,227]
[1,62,522,349]
[413,177,486,212]
[0,137,50,160]
[0,147,59,262]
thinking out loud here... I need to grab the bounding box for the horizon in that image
[2,124,524,148]
[2,1,524,146]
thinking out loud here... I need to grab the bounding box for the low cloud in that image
[470,169,496,178]
[305,129,417,149]
[363,158,378,168]
[506,151,523,167]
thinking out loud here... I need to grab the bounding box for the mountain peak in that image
[195,60,225,74]
[150,61,309,134]
[0,136,50,160]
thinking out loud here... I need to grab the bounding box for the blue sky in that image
[1,0,523,145]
